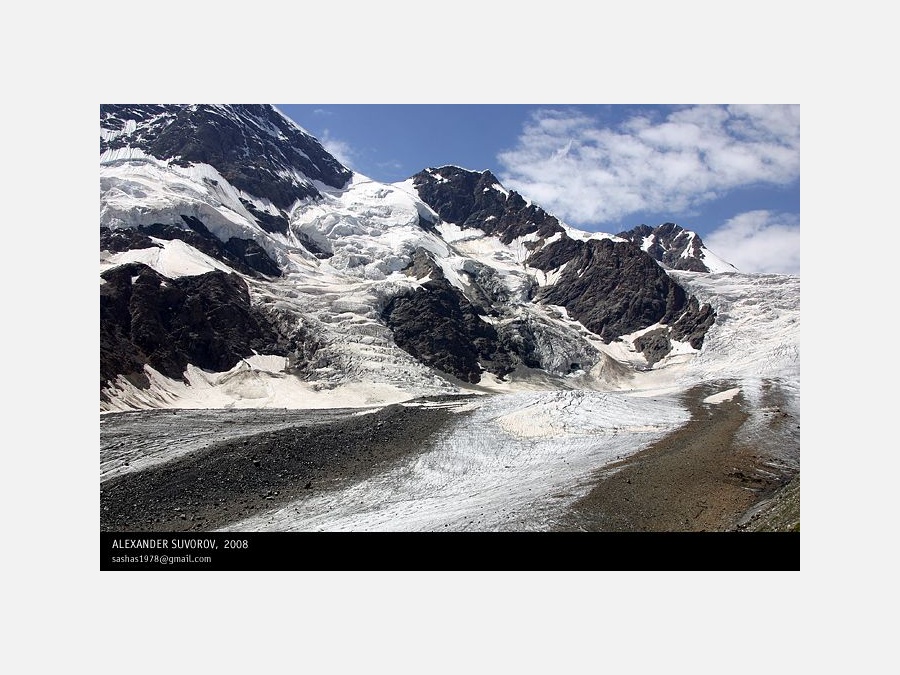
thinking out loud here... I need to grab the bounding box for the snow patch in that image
[704,387,741,404]
[101,361,423,413]
[100,238,235,278]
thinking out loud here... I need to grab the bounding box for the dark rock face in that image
[382,277,517,384]
[671,297,716,350]
[617,222,711,272]
[221,237,281,278]
[101,104,353,232]
[402,247,445,282]
[531,238,692,342]
[100,263,289,392]
[633,328,673,367]
[239,198,290,235]
[412,166,564,244]
[634,298,716,366]
[100,215,281,278]
[100,227,161,254]
[495,319,544,370]
[526,234,583,272]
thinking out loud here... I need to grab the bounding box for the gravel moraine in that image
[562,381,800,532]
[101,397,472,532]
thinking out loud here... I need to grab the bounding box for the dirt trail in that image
[564,382,799,532]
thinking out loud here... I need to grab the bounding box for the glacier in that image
[99,104,800,532]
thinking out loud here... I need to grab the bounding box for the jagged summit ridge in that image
[101,104,352,204]
[617,222,738,273]
[412,165,564,244]
[100,104,352,239]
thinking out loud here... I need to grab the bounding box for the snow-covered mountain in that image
[100,104,798,413]
[616,222,738,273]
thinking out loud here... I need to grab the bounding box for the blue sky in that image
[277,104,800,275]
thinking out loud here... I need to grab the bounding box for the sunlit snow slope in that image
[100,104,798,414]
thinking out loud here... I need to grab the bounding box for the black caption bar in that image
[100,532,799,571]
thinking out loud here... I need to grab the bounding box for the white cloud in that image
[377,159,404,172]
[496,105,799,227]
[705,210,800,275]
[319,129,356,170]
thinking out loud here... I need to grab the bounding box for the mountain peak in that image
[617,222,738,273]
[100,104,352,213]
[412,165,562,244]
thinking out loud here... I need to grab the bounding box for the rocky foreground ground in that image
[100,400,465,532]
[101,385,799,533]
[561,382,799,532]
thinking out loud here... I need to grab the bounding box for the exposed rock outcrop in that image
[382,277,516,384]
[100,263,289,392]
[412,166,564,244]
